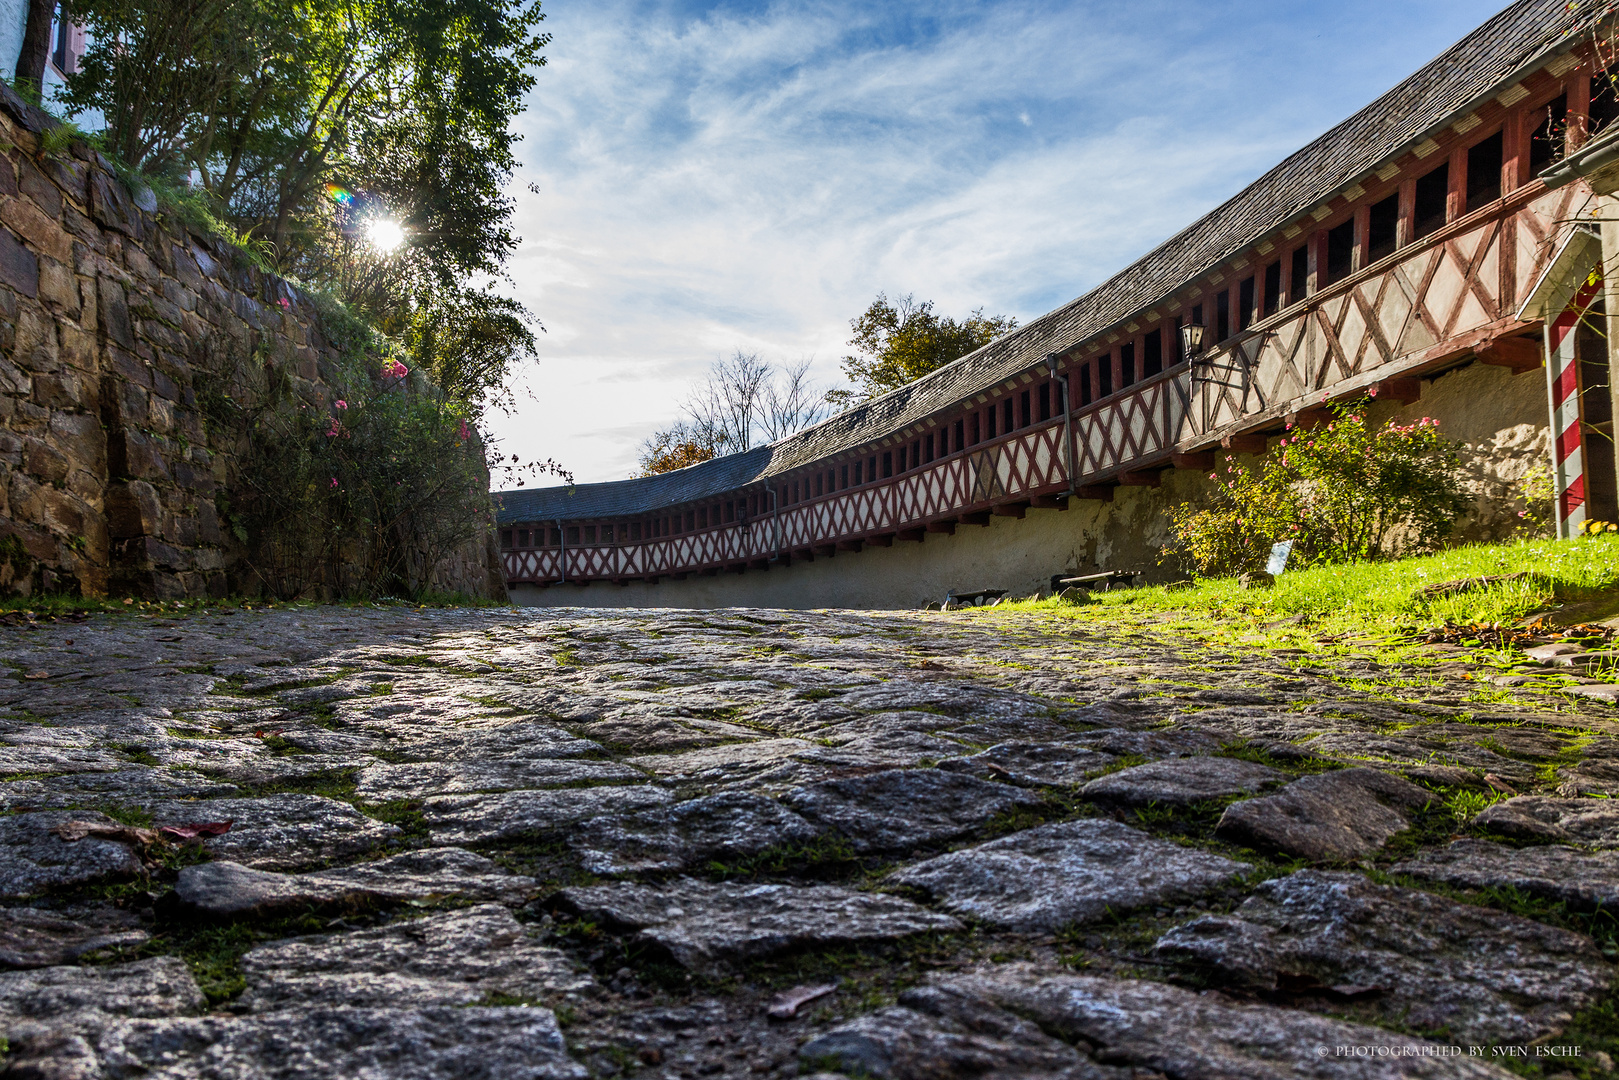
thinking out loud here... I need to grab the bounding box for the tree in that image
[60,0,549,325]
[635,422,724,476]
[16,0,56,92]
[636,353,833,477]
[832,293,1017,404]
[404,288,539,418]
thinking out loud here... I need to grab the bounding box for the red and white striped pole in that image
[1544,270,1603,539]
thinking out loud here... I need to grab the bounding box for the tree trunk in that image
[16,0,55,91]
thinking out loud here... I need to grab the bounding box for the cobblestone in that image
[1,603,1616,1077]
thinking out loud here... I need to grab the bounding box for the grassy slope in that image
[984,535,1619,654]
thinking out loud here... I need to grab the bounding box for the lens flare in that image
[325,184,355,206]
[366,218,405,252]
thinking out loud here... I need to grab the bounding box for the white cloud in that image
[486,0,1503,482]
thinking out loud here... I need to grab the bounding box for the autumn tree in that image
[831,293,1017,404]
[636,354,831,476]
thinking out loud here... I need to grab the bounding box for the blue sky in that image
[486,0,1506,483]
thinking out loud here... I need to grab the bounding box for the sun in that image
[366,218,405,252]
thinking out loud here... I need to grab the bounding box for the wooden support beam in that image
[1474,334,1542,372]
[924,520,956,535]
[896,528,926,541]
[1073,485,1113,502]
[667,572,687,581]
[1171,451,1216,470]
[1117,470,1161,487]
[813,544,837,557]
[728,563,748,574]
[867,533,895,547]
[793,548,815,562]
[992,501,1029,519]
[1028,495,1068,510]
[748,557,770,570]
[1370,377,1422,404]
[1221,433,1269,454]
[835,539,864,552]
[959,511,992,526]
[699,568,718,577]
[571,579,591,587]
[612,578,630,586]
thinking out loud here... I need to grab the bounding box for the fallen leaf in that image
[1483,773,1520,795]
[767,982,836,1019]
[23,671,49,680]
[157,821,233,841]
[53,821,159,846]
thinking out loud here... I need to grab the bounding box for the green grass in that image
[983,536,1619,652]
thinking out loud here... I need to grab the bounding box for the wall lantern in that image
[1179,322,1206,360]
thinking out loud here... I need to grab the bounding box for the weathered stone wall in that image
[0,88,504,601]
[511,360,1549,610]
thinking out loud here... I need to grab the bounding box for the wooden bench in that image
[1049,570,1142,594]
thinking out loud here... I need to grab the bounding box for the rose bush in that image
[1166,397,1465,577]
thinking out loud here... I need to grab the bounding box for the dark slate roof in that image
[497,447,772,521]
[500,0,1587,525]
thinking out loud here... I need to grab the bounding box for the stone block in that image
[0,226,38,298]
[97,276,133,347]
[105,481,161,539]
[114,429,169,482]
[0,157,17,197]
[146,395,174,434]
[42,156,86,205]
[89,170,136,236]
[23,439,69,485]
[36,256,78,314]
[106,346,150,388]
[15,157,62,220]
[1,198,72,264]
[124,246,158,282]
[31,373,81,411]
[55,326,93,381]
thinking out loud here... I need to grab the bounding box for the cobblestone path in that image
[3,605,1618,1079]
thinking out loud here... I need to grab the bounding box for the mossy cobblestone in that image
[0,603,1616,1077]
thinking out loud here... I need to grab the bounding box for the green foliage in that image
[832,293,1018,403]
[60,0,549,329]
[206,350,493,600]
[1168,398,1465,577]
[403,288,538,416]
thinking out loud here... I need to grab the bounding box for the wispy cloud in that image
[488,0,1503,482]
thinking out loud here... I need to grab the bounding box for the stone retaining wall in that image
[0,87,503,601]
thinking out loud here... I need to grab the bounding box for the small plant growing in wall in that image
[1166,397,1466,577]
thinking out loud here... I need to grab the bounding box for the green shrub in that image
[207,347,491,600]
[1167,397,1465,577]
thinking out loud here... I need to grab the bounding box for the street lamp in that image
[1179,322,1206,360]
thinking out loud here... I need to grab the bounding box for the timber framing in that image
[497,0,1613,588]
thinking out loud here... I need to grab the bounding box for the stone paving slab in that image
[8,604,1619,1078]
[1079,755,1284,806]
[421,784,675,845]
[890,819,1250,930]
[1152,870,1612,1044]
[0,810,144,898]
[1214,767,1434,860]
[553,878,962,973]
[1393,837,1619,908]
[176,848,538,916]
[240,904,595,1009]
[0,905,148,968]
[781,769,1042,853]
